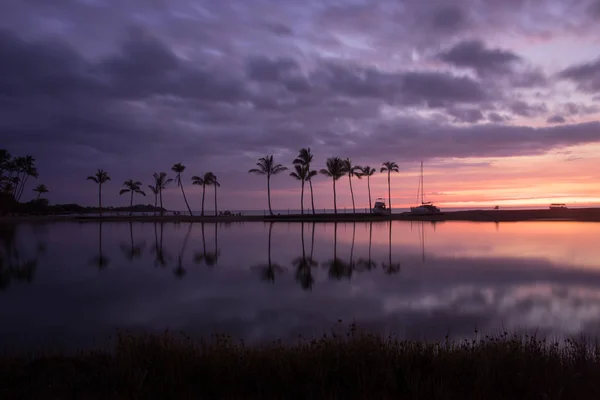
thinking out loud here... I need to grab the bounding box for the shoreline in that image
[2,207,600,223]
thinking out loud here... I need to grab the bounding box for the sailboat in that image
[410,161,441,215]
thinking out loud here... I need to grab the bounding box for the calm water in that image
[1,220,600,352]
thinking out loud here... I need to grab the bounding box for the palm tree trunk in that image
[309,179,315,215]
[348,175,355,213]
[387,171,391,211]
[201,184,206,216]
[214,184,218,217]
[333,179,337,214]
[367,176,372,213]
[179,179,193,216]
[130,191,134,216]
[154,194,157,216]
[17,174,29,201]
[36,192,41,200]
[267,175,273,216]
[300,180,304,215]
[98,183,102,217]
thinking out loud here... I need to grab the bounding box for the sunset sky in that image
[1,0,599,210]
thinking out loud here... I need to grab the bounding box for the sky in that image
[1,0,600,211]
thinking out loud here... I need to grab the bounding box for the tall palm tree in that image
[319,157,347,215]
[361,166,377,213]
[119,179,146,216]
[87,169,110,216]
[293,148,318,215]
[152,172,173,215]
[289,164,311,215]
[343,158,363,213]
[380,161,399,211]
[172,163,193,216]
[248,155,288,216]
[32,184,49,200]
[148,184,159,215]
[212,175,220,217]
[191,172,216,216]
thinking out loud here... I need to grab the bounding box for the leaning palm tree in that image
[380,161,399,211]
[152,172,173,215]
[172,163,193,216]
[319,157,347,214]
[361,166,377,213]
[248,155,288,216]
[119,179,146,216]
[32,184,49,200]
[294,148,318,215]
[191,172,216,216]
[212,174,220,217]
[343,158,363,213]
[87,169,110,216]
[289,164,310,215]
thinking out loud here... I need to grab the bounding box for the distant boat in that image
[410,161,441,215]
[549,203,567,210]
[372,197,390,215]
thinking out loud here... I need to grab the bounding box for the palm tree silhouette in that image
[380,161,399,212]
[152,172,173,215]
[323,222,352,280]
[253,222,285,283]
[382,221,401,275]
[151,222,170,267]
[319,157,347,215]
[343,158,363,213]
[120,222,145,262]
[174,223,193,278]
[361,166,377,213]
[32,184,49,200]
[212,175,220,217]
[248,156,288,216]
[14,155,38,201]
[87,169,110,216]
[172,163,193,216]
[89,222,109,269]
[191,172,216,216]
[293,222,318,290]
[148,183,159,215]
[289,164,316,215]
[358,221,376,271]
[293,148,318,215]
[119,179,146,216]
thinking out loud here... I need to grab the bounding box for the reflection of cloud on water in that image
[2,221,600,351]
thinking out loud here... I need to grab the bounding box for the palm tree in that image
[248,155,288,216]
[212,175,220,217]
[152,172,173,215]
[294,148,318,215]
[191,172,216,216]
[148,184,159,215]
[172,163,193,216]
[87,169,110,216]
[32,184,49,200]
[319,157,347,214]
[289,164,309,215]
[382,221,401,274]
[343,158,363,213]
[380,161,399,211]
[119,179,146,216]
[13,155,38,201]
[361,166,377,213]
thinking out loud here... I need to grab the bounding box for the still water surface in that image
[1,221,600,352]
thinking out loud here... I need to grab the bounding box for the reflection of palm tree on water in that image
[174,223,193,278]
[120,222,145,261]
[89,222,109,269]
[194,223,220,267]
[152,222,170,267]
[0,224,41,290]
[294,222,318,290]
[382,221,401,274]
[357,222,376,271]
[253,222,285,283]
[323,222,352,280]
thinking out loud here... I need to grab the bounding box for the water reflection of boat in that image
[372,198,390,215]
[410,161,441,215]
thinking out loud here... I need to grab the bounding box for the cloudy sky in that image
[2,0,600,210]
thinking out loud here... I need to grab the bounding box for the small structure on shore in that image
[550,203,567,210]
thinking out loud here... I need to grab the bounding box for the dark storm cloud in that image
[438,40,521,76]
[559,56,600,92]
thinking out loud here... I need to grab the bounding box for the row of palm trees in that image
[0,149,49,202]
[86,164,220,216]
[248,148,400,215]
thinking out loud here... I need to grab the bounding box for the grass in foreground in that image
[1,327,600,399]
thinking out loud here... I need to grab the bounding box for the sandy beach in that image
[2,207,600,223]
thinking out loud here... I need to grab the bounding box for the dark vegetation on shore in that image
[1,327,600,399]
